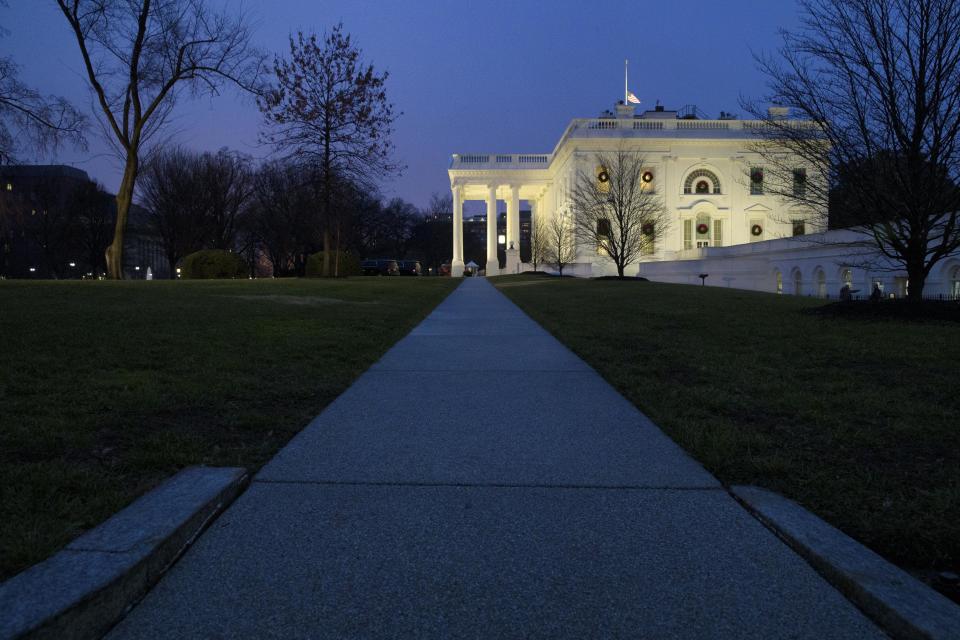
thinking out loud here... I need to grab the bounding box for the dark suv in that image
[361,259,399,276]
[397,260,422,276]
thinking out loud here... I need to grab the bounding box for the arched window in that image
[816,269,827,298]
[775,270,783,294]
[951,266,960,298]
[684,169,722,195]
[793,269,803,295]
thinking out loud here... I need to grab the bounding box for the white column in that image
[485,184,499,276]
[504,184,521,274]
[451,184,464,277]
[506,184,520,251]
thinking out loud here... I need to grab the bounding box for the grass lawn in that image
[0,277,457,581]
[494,274,960,592]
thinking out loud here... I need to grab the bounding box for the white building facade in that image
[448,103,822,277]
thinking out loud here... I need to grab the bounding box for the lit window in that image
[5,183,11,191]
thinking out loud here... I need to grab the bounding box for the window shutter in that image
[713,220,723,247]
[683,219,692,249]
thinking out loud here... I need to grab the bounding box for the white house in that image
[447,102,822,278]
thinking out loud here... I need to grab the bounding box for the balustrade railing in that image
[451,153,551,169]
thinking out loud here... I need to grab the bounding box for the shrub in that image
[180,250,247,279]
[305,251,362,277]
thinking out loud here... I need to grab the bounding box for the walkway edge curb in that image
[0,466,248,640]
[730,485,960,640]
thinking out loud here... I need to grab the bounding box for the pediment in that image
[744,203,773,212]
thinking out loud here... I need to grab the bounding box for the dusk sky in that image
[3,1,801,210]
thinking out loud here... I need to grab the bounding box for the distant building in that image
[0,165,168,279]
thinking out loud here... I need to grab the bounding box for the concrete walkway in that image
[110,278,883,639]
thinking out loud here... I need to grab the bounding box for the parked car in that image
[361,259,399,276]
[397,260,422,276]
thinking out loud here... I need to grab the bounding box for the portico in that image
[449,171,551,277]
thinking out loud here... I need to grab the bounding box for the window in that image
[792,219,806,236]
[683,169,721,194]
[951,266,960,298]
[793,270,802,295]
[596,166,610,192]
[713,220,723,247]
[5,182,11,191]
[749,219,764,242]
[793,168,807,197]
[642,237,655,255]
[750,167,764,195]
[775,270,783,294]
[683,219,692,250]
[597,218,611,237]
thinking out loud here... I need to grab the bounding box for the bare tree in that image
[570,149,669,277]
[70,179,114,276]
[0,56,86,163]
[427,192,452,219]
[245,160,321,277]
[744,0,960,301]
[259,24,401,276]
[195,149,253,250]
[529,211,549,272]
[56,0,264,279]
[139,147,206,277]
[547,213,576,277]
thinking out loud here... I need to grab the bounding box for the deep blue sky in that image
[3,1,801,209]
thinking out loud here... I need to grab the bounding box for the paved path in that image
[110,278,883,639]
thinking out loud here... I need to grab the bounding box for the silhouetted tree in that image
[70,180,114,276]
[259,24,401,275]
[745,0,960,301]
[56,0,264,278]
[0,56,85,164]
[140,148,206,277]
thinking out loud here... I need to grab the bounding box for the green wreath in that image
[751,224,763,236]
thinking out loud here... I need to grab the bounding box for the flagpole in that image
[624,59,628,104]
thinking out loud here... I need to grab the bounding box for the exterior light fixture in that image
[498,234,506,245]
[68,262,76,268]
[28,267,36,272]
[642,171,654,183]
[135,266,140,271]
[597,170,610,183]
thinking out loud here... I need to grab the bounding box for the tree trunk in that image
[906,258,927,304]
[107,155,139,279]
[334,222,341,277]
[617,262,625,277]
[322,228,331,276]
